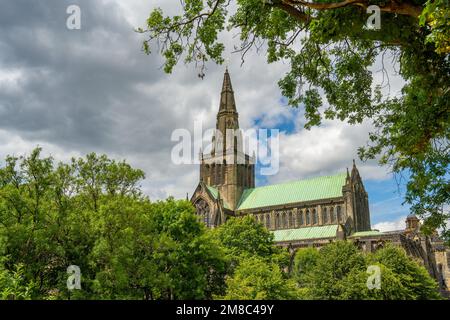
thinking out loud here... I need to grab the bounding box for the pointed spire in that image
[219,68,237,112]
[351,159,360,179]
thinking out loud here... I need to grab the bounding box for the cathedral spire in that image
[219,68,237,113]
[215,69,240,149]
[351,159,359,178]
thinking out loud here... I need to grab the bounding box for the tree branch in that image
[279,0,423,18]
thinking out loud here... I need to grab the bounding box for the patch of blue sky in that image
[365,177,411,225]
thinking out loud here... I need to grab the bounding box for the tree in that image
[0,262,34,300]
[211,215,289,268]
[223,255,302,300]
[0,148,227,300]
[293,241,441,299]
[211,216,298,299]
[304,241,367,299]
[139,0,450,239]
[0,240,34,300]
[369,244,441,299]
[90,197,227,300]
[292,247,320,287]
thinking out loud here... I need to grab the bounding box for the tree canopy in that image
[0,148,226,299]
[0,149,444,299]
[293,241,441,299]
[138,0,450,239]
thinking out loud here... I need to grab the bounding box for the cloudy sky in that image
[0,0,413,231]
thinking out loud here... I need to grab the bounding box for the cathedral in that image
[190,69,450,295]
[191,69,371,240]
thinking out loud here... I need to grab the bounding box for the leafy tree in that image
[139,0,450,239]
[293,241,441,299]
[211,215,289,268]
[369,244,441,299]
[211,216,297,299]
[0,238,34,300]
[292,247,320,286]
[0,262,34,300]
[222,255,301,300]
[306,241,367,299]
[0,148,227,300]
[90,197,227,300]
[0,148,443,300]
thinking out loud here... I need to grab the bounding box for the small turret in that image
[405,214,420,233]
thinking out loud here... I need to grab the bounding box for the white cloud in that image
[266,117,389,184]
[0,0,406,203]
[373,216,406,232]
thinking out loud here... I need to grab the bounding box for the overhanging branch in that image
[274,0,423,18]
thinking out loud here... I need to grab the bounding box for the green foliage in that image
[212,215,277,257]
[369,245,441,299]
[292,247,320,286]
[223,255,301,300]
[211,216,293,299]
[420,0,450,54]
[0,148,226,300]
[140,0,450,239]
[0,149,443,300]
[293,241,441,299]
[0,262,34,300]
[211,215,290,272]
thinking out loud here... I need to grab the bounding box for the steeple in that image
[213,69,241,156]
[351,159,359,179]
[199,69,255,210]
[216,69,239,133]
[219,68,237,113]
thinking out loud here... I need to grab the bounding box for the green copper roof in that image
[205,184,231,210]
[206,185,219,199]
[349,230,384,237]
[237,173,347,210]
[272,225,339,242]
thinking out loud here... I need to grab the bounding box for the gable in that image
[237,173,347,211]
[192,183,231,210]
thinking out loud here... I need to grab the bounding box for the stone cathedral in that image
[190,70,450,295]
[190,69,371,238]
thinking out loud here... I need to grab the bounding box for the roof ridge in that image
[246,172,347,191]
[237,172,348,210]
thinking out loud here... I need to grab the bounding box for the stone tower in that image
[342,160,371,232]
[199,69,255,210]
[405,214,420,233]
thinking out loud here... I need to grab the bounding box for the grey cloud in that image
[0,0,396,200]
[0,0,167,153]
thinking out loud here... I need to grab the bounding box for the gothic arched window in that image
[337,206,342,223]
[306,210,310,225]
[298,210,304,226]
[274,212,279,229]
[211,163,215,184]
[288,211,293,228]
[330,207,335,223]
[204,164,210,184]
[222,160,226,184]
[322,207,328,224]
[313,209,318,225]
[282,211,288,229]
[266,214,271,229]
[195,198,212,227]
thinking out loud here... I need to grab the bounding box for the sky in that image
[0,0,414,231]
